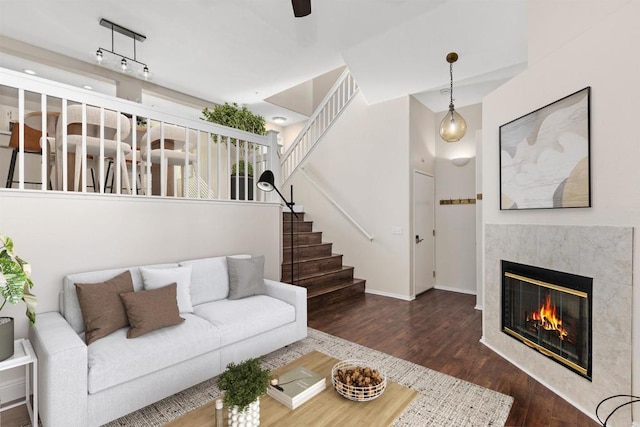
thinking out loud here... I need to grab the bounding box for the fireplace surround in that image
[484,224,633,424]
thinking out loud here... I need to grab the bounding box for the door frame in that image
[412,170,435,298]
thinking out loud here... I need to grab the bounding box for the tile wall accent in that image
[484,224,633,425]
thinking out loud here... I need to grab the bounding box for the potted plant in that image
[0,234,37,361]
[217,357,270,426]
[201,103,266,200]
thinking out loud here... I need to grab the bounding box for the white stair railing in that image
[280,69,359,184]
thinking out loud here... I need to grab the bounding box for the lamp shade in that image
[439,105,467,142]
[257,170,275,192]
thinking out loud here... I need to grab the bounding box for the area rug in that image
[44,328,514,426]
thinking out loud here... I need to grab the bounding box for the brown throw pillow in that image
[119,283,185,338]
[75,271,134,345]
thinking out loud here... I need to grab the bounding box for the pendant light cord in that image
[449,62,454,106]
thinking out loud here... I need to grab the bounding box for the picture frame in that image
[499,87,591,210]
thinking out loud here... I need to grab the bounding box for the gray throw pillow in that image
[227,255,267,300]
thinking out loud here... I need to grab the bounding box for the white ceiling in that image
[0,0,527,124]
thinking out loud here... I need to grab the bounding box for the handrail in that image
[281,69,359,184]
[299,167,374,241]
[0,68,276,200]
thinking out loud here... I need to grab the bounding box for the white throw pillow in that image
[139,265,193,313]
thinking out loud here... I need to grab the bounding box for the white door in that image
[414,171,435,295]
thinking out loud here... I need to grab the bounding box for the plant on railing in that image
[231,160,253,177]
[201,102,266,145]
[0,234,37,324]
[202,102,266,179]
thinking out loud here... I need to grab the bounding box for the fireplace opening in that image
[502,261,592,380]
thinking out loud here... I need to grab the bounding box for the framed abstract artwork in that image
[499,87,591,210]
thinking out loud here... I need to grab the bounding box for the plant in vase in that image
[0,234,37,361]
[217,357,270,426]
[201,102,266,200]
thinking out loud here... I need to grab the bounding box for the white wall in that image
[483,1,640,422]
[527,0,632,65]
[288,92,413,299]
[434,103,481,295]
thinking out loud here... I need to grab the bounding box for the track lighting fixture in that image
[95,18,151,80]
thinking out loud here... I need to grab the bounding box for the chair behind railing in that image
[0,67,278,201]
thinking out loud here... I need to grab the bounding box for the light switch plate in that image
[391,226,402,235]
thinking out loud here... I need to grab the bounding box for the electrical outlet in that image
[391,226,402,235]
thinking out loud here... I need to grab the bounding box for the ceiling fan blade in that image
[292,0,311,17]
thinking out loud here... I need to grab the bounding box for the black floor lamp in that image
[257,170,298,285]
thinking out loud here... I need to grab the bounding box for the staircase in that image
[281,211,366,311]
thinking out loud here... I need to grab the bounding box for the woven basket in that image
[331,360,386,401]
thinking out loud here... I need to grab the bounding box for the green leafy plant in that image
[201,102,267,142]
[217,357,270,411]
[0,235,36,324]
[231,160,254,177]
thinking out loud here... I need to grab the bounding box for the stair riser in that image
[283,212,305,222]
[307,281,366,312]
[283,243,332,260]
[283,221,313,232]
[281,255,343,279]
[283,232,322,246]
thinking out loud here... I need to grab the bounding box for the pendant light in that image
[439,52,467,142]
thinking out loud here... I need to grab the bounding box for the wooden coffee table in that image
[166,350,418,426]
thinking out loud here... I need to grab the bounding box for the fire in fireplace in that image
[502,261,592,380]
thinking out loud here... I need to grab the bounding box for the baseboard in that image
[474,304,483,311]
[364,289,414,301]
[0,377,25,406]
[434,285,476,296]
[480,339,602,426]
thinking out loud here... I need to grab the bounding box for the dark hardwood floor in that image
[2,290,599,426]
[308,290,599,427]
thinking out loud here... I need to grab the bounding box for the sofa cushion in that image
[62,263,179,334]
[179,256,229,305]
[227,256,267,300]
[140,266,193,313]
[75,271,134,345]
[193,295,295,347]
[87,313,220,394]
[120,284,185,338]
[179,255,251,305]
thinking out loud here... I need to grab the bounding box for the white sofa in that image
[29,255,307,427]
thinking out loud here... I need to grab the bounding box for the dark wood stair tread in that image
[307,278,366,299]
[289,265,354,282]
[282,253,342,266]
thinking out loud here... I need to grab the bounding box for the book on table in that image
[267,366,326,409]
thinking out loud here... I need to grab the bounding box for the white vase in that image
[227,397,260,427]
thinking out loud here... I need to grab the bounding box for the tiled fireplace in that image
[484,224,633,425]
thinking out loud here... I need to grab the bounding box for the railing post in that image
[266,130,280,203]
